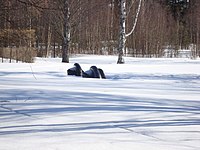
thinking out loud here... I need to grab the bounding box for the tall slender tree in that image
[62,0,70,63]
[117,0,142,64]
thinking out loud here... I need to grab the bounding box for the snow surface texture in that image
[0,55,200,150]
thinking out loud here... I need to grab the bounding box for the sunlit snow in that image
[0,55,200,150]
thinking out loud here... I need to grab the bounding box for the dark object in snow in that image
[67,63,106,79]
[83,66,100,78]
[98,68,106,79]
[83,66,106,79]
[67,63,83,76]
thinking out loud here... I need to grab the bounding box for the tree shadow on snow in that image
[0,88,200,136]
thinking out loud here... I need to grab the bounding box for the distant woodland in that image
[0,0,199,62]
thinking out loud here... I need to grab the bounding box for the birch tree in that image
[117,0,142,64]
[62,0,70,63]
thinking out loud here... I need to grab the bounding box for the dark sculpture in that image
[67,63,83,76]
[67,63,106,79]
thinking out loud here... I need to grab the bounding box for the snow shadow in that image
[0,71,66,78]
[107,73,200,81]
[0,119,200,136]
[1,88,200,136]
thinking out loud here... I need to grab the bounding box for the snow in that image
[0,55,200,150]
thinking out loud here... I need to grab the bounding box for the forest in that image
[0,0,199,63]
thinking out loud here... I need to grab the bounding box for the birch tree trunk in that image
[117,0,142,64]
[117,0,126,64]
[62,0,70,63]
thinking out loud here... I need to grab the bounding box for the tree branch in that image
[126,0,142,37]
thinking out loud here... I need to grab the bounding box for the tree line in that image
[0,0,199,63]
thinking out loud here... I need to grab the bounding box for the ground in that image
[0,55,200,150]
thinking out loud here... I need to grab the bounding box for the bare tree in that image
[117,0,142,64]
[62,0,70,63]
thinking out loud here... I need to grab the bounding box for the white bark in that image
[126,0,142,37]
[117,0,142,64]
[62,0,70,63]
[117,0,126,64]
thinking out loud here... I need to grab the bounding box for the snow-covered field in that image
[0,55,200,150]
